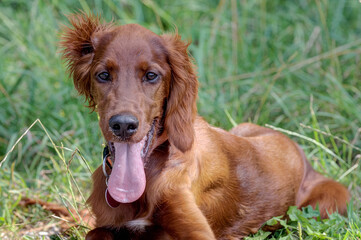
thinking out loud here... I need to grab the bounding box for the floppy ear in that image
[59,12,112,109]
[162,33,198,153]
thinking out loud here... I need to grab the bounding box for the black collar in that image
[103,145,113,170]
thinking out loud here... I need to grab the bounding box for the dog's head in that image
[60,13,198,203]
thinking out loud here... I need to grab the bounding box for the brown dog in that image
[60,13,350,239]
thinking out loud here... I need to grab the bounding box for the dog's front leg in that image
[85,227,115,240]
[156,188,216,240]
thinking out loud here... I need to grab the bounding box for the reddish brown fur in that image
[60,13,350,240]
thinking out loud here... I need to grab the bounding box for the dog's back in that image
[229,122,349,220]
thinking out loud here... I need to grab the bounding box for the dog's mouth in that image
[105,120,156,205]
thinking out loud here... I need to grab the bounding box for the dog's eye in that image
[97,72,111,82]
[144,72,158,83]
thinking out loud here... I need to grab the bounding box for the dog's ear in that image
[59,12,112,109]
[162,33,198,153]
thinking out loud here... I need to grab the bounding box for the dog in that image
[60,13,350,239]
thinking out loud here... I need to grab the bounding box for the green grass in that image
[0,0,360,239]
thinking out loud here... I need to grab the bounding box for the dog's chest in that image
[124,218,153,231]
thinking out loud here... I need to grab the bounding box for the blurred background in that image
[0,0,360,239]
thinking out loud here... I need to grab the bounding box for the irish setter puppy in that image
[60,13,350,239]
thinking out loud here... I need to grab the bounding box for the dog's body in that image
[61,14,350,240]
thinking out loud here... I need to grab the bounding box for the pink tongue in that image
[107,141,146,203]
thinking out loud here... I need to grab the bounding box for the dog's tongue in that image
[107,141,146,203]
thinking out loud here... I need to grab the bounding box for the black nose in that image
[109,114,139,139]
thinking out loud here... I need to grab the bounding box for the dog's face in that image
[91,25,171,144]
[90,27,172,204]
[61,14,199,152]
[61,14,198,203]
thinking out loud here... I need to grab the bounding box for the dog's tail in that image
[298,177,350,218]
[296,154,350,218]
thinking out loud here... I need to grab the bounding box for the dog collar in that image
[102,145,121,208]
[102,145,113,182]
[103,145,113,169]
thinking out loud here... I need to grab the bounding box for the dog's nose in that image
[109,114,139,138]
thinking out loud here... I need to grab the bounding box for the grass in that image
[0,0,360,239]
